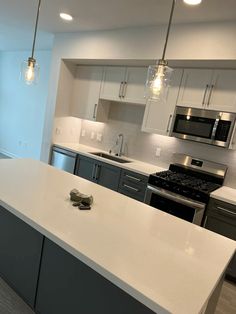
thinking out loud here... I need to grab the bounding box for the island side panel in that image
[0,205,44,308]
[35,238,156,314]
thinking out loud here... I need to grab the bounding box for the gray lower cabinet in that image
[118,169,148,202]
[0,205,44,308]
[76,155,121,191]
[204,198,236,281]
[75,155,97,182]
[35,238,155,314]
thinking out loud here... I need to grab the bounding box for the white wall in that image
[41,21,236,161]
[0,50,51,159]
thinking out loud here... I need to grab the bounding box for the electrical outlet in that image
[90,131,95,140]
[81,129,86,137]
[55,127,61,135]
[155,147,161,157]
[96,133,103,142]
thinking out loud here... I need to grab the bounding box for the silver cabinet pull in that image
[216,206,236,217]
[125,174,141,182]
[119,82,124,98]
[207,84,214,107]
[202,84,209,107]
[95,165,100,181]
[203,216,208,227]
[92,164,96,179]
[166,114,173,133]
[122,81,127,98]
[93,104,98,119]
[123,184,139,192]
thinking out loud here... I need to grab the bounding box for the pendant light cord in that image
[161,0,176,61]
[31,0,42,59]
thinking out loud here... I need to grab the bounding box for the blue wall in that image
[0,50,51,159]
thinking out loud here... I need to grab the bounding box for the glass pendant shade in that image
[21,58,39,85]
[146,61,174,101]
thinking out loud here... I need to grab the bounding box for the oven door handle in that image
[146,185,206,210]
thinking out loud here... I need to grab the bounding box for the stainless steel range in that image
[144,154,228,225]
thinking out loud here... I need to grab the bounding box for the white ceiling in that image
[1,0,236,51]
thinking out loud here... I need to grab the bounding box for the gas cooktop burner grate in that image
[155,170,220,194]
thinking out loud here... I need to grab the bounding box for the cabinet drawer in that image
[207,198,236,223]
[120,169,148,186]
[118,170,148,202]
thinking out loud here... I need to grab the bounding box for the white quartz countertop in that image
[211,186,236,206]
[0,159,235,314]
[53,142,165,176]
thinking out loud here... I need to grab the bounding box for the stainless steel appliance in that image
[170,106,236,148]
[144,154,227,225]
[50,146,77,174]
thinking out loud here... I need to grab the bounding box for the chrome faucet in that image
[116,133,124,157]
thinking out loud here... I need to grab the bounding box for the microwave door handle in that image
[207,84,214,107]
[211,118,220,139]
[202,84,209,107]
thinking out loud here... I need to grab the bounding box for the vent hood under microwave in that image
[170,106,236,148]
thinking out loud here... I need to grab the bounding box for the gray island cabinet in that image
[0,159,235,314]
[0,205,43,308]
[35,238,154,314]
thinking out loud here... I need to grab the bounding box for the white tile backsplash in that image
[79,102,236,188]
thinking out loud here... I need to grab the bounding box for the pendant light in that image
[21,0,41,85]
[146,0,176,101]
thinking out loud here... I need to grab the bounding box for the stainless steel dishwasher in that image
[50,146,77,174]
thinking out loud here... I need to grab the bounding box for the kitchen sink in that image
[90,152,132,164]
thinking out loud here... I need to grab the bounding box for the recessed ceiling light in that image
[60,13,73,21]
[183,0,202,5]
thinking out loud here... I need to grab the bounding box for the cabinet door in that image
[75,155,97,183]
[177,69,213,109]
[71,66,106,121]
[0,205,44,308]
[123,67,147,105]
[207,70,236,112]
[36,238,155,314]
[97,162,121,191]
[204,214,236,279]
[142,69,183,136]
[100,66,126,101]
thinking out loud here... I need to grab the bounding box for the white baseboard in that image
[0,148,20,159]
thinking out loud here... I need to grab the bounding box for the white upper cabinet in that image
[123,67,147,105]
[177,69,213,109]
[100,66,126,102]
[142,69,183,136]
[207,70,236,112]
[177,68,236,112]
[100,66,147,105]
[70,66,110,122]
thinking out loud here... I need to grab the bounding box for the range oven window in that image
[173,114,215,139]
[150,193,195,222]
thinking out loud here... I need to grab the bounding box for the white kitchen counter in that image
[211,186,236,206]
[53,142,166,176]
[0,158,235,314]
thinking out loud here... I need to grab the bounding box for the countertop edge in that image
[53,143,165,176]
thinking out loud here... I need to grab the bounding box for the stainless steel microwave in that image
[170,106,236,148]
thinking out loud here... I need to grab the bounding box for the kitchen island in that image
[0,158,235,314]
